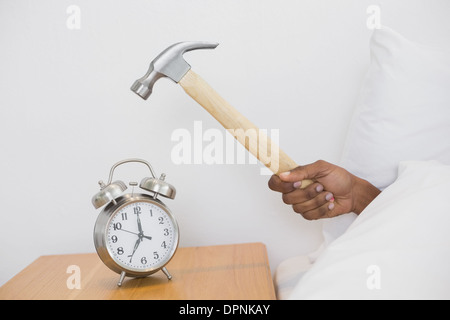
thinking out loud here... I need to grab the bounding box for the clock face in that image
[105,199,178,273]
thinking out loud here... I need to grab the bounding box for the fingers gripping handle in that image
[179,70,313,188]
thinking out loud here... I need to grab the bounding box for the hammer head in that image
[131,41,219,100]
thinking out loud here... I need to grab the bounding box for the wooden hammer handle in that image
[179,69,313,188]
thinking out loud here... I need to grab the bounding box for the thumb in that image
[279,161,327,186]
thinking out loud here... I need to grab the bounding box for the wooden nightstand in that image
[0,242,275,300]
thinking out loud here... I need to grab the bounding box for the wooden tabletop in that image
[0,242,276,300]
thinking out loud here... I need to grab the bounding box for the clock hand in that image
[136,209,151,240]
[136,211,143,234]
[128,237,142,263]
[119,229,140,236]
[118,228,150,240]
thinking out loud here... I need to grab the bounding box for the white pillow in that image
[341,26,450,190]
[290,161,450,300]
[322,26,450,245]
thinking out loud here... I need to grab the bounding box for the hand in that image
[268,160,380,220]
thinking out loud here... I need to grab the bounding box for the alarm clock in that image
[91,158,179,286]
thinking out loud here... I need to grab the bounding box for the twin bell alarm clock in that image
[91,158,179,286]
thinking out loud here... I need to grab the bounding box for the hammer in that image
[130,41,313,187]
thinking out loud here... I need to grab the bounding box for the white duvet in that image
[288,160,450,300]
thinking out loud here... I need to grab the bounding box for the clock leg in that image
[162,267,172,280]
[117,271,126,287]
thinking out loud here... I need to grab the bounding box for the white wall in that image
[1,0,449,286]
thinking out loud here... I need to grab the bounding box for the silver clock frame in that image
[93,193,179,286]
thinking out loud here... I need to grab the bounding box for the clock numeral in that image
[141,257,147,265]
[133,206,141,215]
[121,212,128,221]
[153,251,159,260]
[161,241,167,249]
[158,217,164,224]
[111,235,118,243]
[149,209,153,217]
[117,247,124,255]
[113,222,122,231]
[163,228,169,236]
